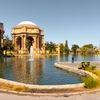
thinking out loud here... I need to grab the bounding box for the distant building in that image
[11,21,45,54]
[0,22,5,55]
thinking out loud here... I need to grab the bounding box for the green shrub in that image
[78,61,100,89]
[82,76,99,88]
[78,61,97,70]
[91,65,97,70]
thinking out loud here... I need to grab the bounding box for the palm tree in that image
[60,43,64,54]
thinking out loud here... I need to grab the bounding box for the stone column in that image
[33,36,37,49]
[15,37,17,50]
[39,37,41,49]
[0,31,3,55]
[1,32,3,48]
[21,35,24,50]
[42,36,44,49]
[37,36,39,49]
[23,35,26,49]
[12,35,15,44]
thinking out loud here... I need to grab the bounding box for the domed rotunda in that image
[12,21,44,54]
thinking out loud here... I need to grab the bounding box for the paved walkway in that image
[0,90,100,100]
[57,61,100,69]
[0,61,100,100]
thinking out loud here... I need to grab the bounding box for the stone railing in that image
[0,78,85,90]
[54,63,98,79]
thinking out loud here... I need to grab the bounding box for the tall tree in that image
[60,43,64,54]
[64,40,69,54]
[71,44,79,54]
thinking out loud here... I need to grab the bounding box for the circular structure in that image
[18,21,37,26]
[12,21,45,54]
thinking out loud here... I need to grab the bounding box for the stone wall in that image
[54,63,98,79]
[0,78,85,90]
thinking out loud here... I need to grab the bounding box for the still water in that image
[0,54,100,85]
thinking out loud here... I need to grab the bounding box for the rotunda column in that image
[21,35,24,50]
[42,36,44,49]
[39,37,41,48]
[12,35,15,44]
[12,35,14,44]
[37,36,39,49]
[1,31,3,48]
[15,37,17,50]
[23,35,26,49]
[33,36,37,49]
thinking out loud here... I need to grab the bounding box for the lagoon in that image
[0,54,100,85]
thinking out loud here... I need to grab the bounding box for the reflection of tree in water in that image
[0,57,15,79]
[0,58,5,78]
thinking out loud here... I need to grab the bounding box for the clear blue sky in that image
[0,0,100,49]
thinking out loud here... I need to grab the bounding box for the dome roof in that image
[18,21,37,26]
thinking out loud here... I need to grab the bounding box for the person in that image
[72,55,74,63]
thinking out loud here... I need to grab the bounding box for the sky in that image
[0,0,100,49]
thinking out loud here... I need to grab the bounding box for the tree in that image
[64,40,69,54]
[71,44,79,54]
[80,44,95,55]
[82,44,93,48]
[49,41,56,53]
[60,43,64,54]
[45,42,50,50]
[3,35,14,55]
[45,41,56,53]
[26,39,32,52]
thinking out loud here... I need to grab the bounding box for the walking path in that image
[0,91,100,100]
[0,61,100,100]
[57,61,100,69]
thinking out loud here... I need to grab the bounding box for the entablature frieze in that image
[26,28,39,33]
[12,27,40,34]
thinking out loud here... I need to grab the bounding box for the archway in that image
[16,37,21,50]
[26,37,34,53]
